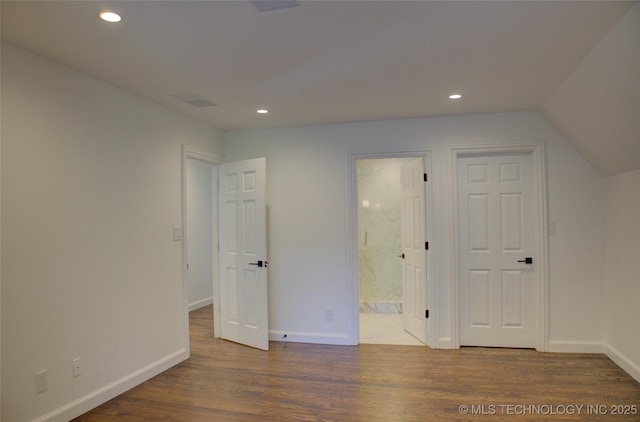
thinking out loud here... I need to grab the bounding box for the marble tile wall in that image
[358,158,414,314]
[360,301,403,314]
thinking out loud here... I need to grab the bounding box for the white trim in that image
[437,337,455,349]
[448,142,549,351]
[188,296,214,312]
[604,343,640,384]
[31,349,188,422]
[346,152,359,346]
[181,145,224,352]
[270,330,351,345]
[547,340,604,354]
[183,146,224,164]
[346,148,436,348]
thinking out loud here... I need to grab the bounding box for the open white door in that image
[400,158,427,343]
[218,157,268,350]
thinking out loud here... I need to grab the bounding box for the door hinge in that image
[425,309,429,319]
[425,241,429,250]
[423,173,428,182]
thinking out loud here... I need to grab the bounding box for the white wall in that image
[1,43,223,421]
[186,158,214,311]
[604,169,640,382]
[223,111,605,350]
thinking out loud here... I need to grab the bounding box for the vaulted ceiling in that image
[2,1,639,176]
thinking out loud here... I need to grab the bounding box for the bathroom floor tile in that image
[359,313,424,346]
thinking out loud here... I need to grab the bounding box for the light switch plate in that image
[73,357,82,377]
[36,370,47,393]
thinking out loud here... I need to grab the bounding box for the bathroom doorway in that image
[357,157,427,345]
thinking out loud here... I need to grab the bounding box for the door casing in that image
[448,143,548,351]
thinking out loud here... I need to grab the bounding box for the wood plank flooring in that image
[75,305,640,421]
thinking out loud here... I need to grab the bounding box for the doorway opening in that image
[356,157,426,346]
[181,146,223,353]
[186,157,215,313]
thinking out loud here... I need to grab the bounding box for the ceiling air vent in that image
[172,93,216,108]
[251,0,299,13]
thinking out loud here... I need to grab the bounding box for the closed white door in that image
[458,153,535,348]
[218,158,269,350]
[401,158,427,343]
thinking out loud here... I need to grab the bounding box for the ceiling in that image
[2,1,638,176]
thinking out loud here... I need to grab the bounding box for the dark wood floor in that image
[75,305,640,421]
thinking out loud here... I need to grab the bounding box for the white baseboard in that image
[269,330,353,345]
[604,343,640,384]
[546,340,604,353]
[188,297,213,312]
[437,337,455,349]
[32,348,189,422]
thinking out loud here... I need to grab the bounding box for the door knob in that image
[398,253,405,259]
[517,257,533,264]
[249,260,268,268]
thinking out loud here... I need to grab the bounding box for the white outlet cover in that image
[325,308,334,321]
[173,227,183,241]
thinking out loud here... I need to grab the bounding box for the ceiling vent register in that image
[172,93,216,108]
[251,0,299,13]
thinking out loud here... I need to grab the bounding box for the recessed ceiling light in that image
[257,109,269,114]
[449,94,462,100]
[99,11,122,23]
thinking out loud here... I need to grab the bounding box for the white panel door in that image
[401,158,427,343]
[458,153,535,348]
[219,157,268,350]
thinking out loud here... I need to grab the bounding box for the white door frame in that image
[181,145,224,354]
[448,143,549,351]
[347,149,435,347]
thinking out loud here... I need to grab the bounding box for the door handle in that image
[249,260,268,268]
[517,257,533,264]
[398,253,405,259]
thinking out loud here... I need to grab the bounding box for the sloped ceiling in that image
[542,2,640,177]
[1,1,638,176]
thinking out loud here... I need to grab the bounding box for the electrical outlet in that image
[72,357,83,377]
[325,308,334,321]
[36,370,47,393]
[173,227,183,241]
